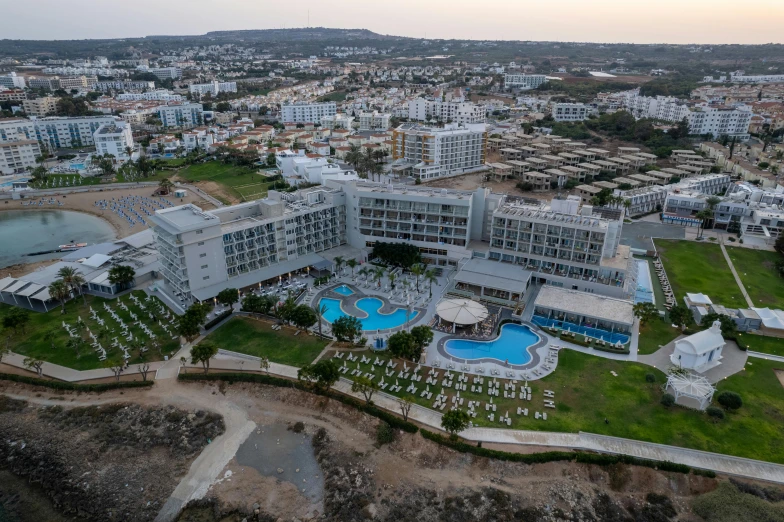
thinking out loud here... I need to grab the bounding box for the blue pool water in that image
[70,163,85,170]
[532,315,630,345]
[634,259,655,305]
[443,323,538,365]
[0,177,29,187]
[333,285,354,296]
[320,297,417,331]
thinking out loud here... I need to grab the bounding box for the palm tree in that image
[312,303,328,338]
[108,265,136,292]
[345,144,364,172]
[388,272,396,290]
[425,268,438,298]
[125,146,133,160]
[333,256,345,276]
[696,209,713,238]
[372,148,386,165]
[372,266,385,288]
[410,264,426,293]
[159,178,175,195]
[358,266,369,281]
[48,280,70,314]
[346,258,358,277]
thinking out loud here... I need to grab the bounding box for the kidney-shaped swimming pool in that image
[443,323,539,366]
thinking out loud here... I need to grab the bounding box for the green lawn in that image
[739,333,784,357]
[726,247,784,309]
[638,318,681,355]
[655,239,744,305]
[1,291,179,371]
[204,316,328,367]
[338,348,784,463]
[174,162,271,202]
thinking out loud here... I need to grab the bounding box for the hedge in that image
[178,372,419,433]
[0,373,155,392]
[421,429,691,474]
[204,310,233,331]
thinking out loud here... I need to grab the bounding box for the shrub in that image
[376,421,395,445]
[706,406,725,420]
[0,373,154,392]
[660,393,675,407]
[204,310,232,330]
[716,391,743,410]
[692,468,717,478]
[645,373,656,383]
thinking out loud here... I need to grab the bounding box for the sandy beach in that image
[0,185,215,239]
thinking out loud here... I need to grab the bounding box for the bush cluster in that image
[0,373,154,392]
[204,310,233,331]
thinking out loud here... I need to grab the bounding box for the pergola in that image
[666,373,716,410]
[436,298,489,333]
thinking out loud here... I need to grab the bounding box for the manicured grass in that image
[726,246,784,310]
[174,162,271,202]
[0,291,179,371]
[339,348,784,463]
[638,318,681,355]
[204,316,328,367]
[655,239,744,305]
[739,333,784,357]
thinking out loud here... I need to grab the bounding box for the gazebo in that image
[665,372,716,410]
[436,298,489,333]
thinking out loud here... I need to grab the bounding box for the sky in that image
[1,0,783,44]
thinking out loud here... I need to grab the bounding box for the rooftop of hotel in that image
[494,197,611,229]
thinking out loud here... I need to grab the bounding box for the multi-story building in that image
[616,185,669,217]
[0,89,27,103]
[728,73,784,84]
[28,76,96,91]
[94,80,156,92]
[504,74,548,90]
[22,96,58,117]
[93,122,134,160]
[320,113,354,130]
[116,90,183,102]
[390,122,487,181]
[182,128,215,151]
[408,99,485,125]
[0,72,26,89]
[149,67,182,80]
[551,103,592,122]
[150,187,346,303]
[281,102,337,124]
[0,119,36,143]
[358,111,391,132]
[31,115,118,149]
[189,81,237,96]
[158,103,205,128]
[0,139,41,175]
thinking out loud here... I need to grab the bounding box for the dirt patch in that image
[774,370,784,389]
[188,181,238,205]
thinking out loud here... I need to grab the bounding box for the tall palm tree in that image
[333,256,345,276]
[372,148,386,165]
[424,268,438,298]
[108,265,136,292]
[696,208,713,238]
[56,266,81,301]
[388,272,396,290]
[358,266,369,281]
[345,144,363,172]
[48,280,70,314]
[312,303,328,338]
[410,264,426,293]
[373,266,385,288]
[346,258,358,277]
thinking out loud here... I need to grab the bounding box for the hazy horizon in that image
[1,0,783,45]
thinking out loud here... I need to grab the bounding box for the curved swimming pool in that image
[443,323,538,365]
[320,297,417,331]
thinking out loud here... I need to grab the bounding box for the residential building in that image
[275,149,358,185]
[158,103,205,128]
[320,113,354,130]
[149,67,182,80]
[22,97,58,117]
[31,115,118,149]
[281,102,337,123]
[116,90,183,102]
[358,111,391,132]
[93,122,134,160]
[504,74,548,90]
[0,72,26,89]
[551,103,592,122]
[94,80,156,92]
[408,99,485,125]
[0,139,41,175]
[728,73,784,84]
[182,128,215,151]
[189,81,238,96]
[0,89,27,103]
[390,122,487,181]
[616,185,668,216]
[27,76,97,91]
[0,119,36,143]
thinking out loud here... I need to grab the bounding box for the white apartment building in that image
[616,185,669,217]
[408,99,485,125]
[0,139,41,175]
[0,72,26,89]
[320,113,354,130]
[391,122,487,181]
[94,80,156,92]
[182,128,215,151]
[728,73,784,84]
[93,122,134,160]
[0,119,36,143]
[551,103,592,122]
[158,103,205,128]
[504,74,548,91]
[117,90,183,102]
[281,102,337,123]
[149,67,182,80]
[31,115,118,149]
[276,149,358,185]
[189,81,238,96]
[22,97,59,117]
[358,111,391,132]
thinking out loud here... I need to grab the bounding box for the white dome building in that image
[670,320,725,373]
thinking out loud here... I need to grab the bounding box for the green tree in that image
[660,393,675,407]
[2,307,30,334]
[410,325,434,356]
[190,341,218,373]
[312,302,328,337]
[398,395,414,422]
[23,357,45,377]
[333,256,345,276]
[351,374,379,403]
[48,279,70,314]
[668,304,693,332]
[696,209,713,238]
[633,302,658,325]
[108,265,136,291]
[424,268,438,298]
[331,315,362,343]
[178,303,210,342]
[346,258,358,277]
[441,409,470,441]
[216,288,240,308]
[388,331,418,360]
[291,305,317,330]
[774,235,784,257]
[298,359,340,392]
[701,313,738,338]
[716,390,743,410]
[66,337,85,359]
[57,266,86,304]
[410,264,426,293]
[159,177,174,194]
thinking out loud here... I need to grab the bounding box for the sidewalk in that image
[719,241,755,308]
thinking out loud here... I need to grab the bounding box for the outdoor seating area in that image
[652,258,676,309]
[94,194,175,229]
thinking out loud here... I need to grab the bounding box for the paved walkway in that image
[720,241,755,308]
[638,339,748,383]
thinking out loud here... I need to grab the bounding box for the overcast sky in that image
[2,0,782,44]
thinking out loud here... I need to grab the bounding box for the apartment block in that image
[281,102,337,124]
[0,139,41,175]
[390,122,487,181]
[149,67,182,80]
[0,90,27,103]
[22,96,58,117]
[0,119,36,143]
[28,76,96,91]
[408,99,485,125]
[358,111,391,132]
[189,81,238,96]
[0,72,26,89]
[504,74,548,90]
[116,90,183,102]
[93,122,134,160]
[182,128,215,151]
[616,185,668,216]
[32,115,118,149]
[158,103,205,128]
[94,80,156,92]
[551,103,592,122]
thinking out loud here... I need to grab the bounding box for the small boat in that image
[59,243,87,251]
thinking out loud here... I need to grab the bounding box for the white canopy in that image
[666,373,715,410]
[436,298,489,326]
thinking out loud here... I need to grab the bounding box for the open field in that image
[335,346,784,463]
[0,290,179,371]
[740,333,784,357]
[173,162,271,204]
[638,318,682,355]
[726,246,784,310]
[204,316,329,367]
[655,239,744,305]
